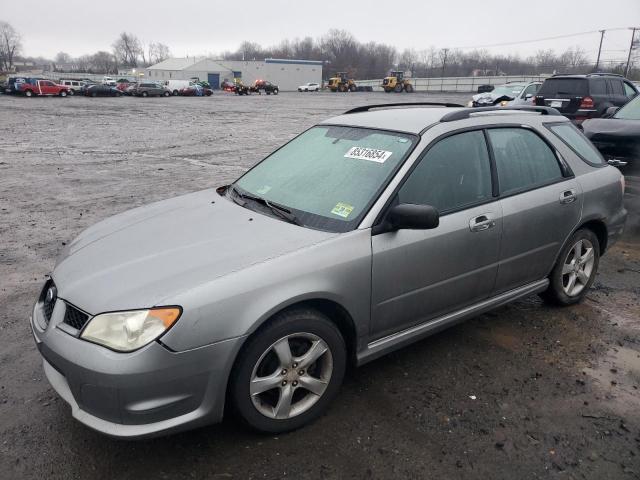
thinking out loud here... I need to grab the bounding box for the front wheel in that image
[142,91,148,97]
[24,90,34,97]
[541,229,600,305]
[59,90,67,97]
[163,91,170,97]
[230,308,346,433]
[273,89,278,95]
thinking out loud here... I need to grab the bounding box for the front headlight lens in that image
[81,307,181,352]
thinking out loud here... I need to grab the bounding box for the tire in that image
[116,92,123,97]
[173,90,179,96]
[24,90,34,97]
[541,229,600,306]
[91,92,97,97]
[142,91,148,97]
[68,89,75,96]
[229,308,346,433]
[163,91,170,97]
[273,89,278,95]
[59,90,67,97]
[348,85,356,92]
[405,83,414,93]
[394,83,403,93]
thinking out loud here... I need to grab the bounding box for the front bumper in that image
[31,298,245,439]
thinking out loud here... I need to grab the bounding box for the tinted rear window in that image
[538,79,588,96]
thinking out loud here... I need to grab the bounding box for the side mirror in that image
[604,106,619,118]
[525,93,533,100]
[386,204,439,231]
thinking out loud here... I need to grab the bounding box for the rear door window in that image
[623,82,637,98]
[547,123,606,166]
[538,79,588,96]
[608,80,624,95]
[487,128,563,195]
[590,79,607,95]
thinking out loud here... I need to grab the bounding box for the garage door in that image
[208,73,220,89]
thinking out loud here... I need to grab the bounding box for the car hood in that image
[53,189,337,314]
[582,118,640,139]
[472,92,516,103]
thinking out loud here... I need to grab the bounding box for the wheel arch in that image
[576,218,608,254]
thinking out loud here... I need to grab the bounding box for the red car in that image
[179,86,213,96]
[21,80,70,97]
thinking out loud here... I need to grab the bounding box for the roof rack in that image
[586,72,624,78]
[344,102,464,114]
[440,106,561,122]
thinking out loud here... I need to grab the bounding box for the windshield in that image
[489,84,524,97]
[614,95,640,120]
[233,125,417,232]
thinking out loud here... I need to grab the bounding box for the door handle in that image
[560,189,577,204]
[469,213,496,232]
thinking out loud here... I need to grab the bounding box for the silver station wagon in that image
[31,104,627,438]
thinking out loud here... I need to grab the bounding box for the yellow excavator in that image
[382,71,414,93]
[326,72,357,92]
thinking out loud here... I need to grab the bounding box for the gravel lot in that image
[1,92,639,479]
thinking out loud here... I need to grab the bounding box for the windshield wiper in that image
[228,185,302,226]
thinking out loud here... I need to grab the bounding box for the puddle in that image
[583,345,640,417]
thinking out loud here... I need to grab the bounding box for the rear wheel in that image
[405,83,414,93]
[542,229,600,305]
[68,89,75,96]
[163,91,170,97]
[273,88,278,95]
[24,90,34,97]
[230,308,346,433]
[142,91,148,97]
[59,90,67,97]
[91,92,97,97]
[173,90,179,96]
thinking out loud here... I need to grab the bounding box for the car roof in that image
[321,105,569,135]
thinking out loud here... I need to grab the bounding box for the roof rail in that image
[586,72,624,78]
[344,102,464,114]
[440,106,562,122]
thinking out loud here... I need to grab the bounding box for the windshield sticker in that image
[256,185,272,195]
[344,146,393,163]
[331,202,354,218]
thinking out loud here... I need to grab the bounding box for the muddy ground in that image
[0,92,639,480]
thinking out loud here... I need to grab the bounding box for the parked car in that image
[477,84,494,94]
[252,80,279,95]
[534,73,639,123]
[469,82,540,107]
[58,79,85,95]
[179,85,213,96]
[298,82,320,92]
[115,79,131,92]
[31,104,626,439]
[133,82,171,97]
[84,84,123,97]
[4,76,33,94]
[581,93,640,165]
[102,76,116,86]
[21,80,70,97]
[123,83,138,95]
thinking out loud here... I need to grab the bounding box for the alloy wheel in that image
[250,332,333,420]
[562,239,595,296]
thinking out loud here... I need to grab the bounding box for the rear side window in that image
[624,82,637,98]
[608,80,624,95]
[547,123,606,166]
[398,131,492,213]
[487,128,563,195]
[538,79,588,96]
[590,79,607,95]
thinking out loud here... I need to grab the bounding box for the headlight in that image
[81,307,182,352]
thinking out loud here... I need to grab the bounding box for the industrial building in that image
[145,57,323,91]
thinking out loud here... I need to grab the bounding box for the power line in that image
[454,27,632,50]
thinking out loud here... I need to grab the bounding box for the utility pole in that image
[595,30,605,71]
[625,27,638,77]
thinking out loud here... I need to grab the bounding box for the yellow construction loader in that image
[326,72,357,92]
[382,71,414,93]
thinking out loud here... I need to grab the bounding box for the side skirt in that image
[357,279,549,366]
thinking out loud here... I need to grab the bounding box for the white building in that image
[146,57,323,91]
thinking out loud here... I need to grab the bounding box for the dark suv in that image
[534,73,638,122]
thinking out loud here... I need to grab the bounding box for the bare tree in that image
[560,46,589,71]
[148,42,170,65]
[91,51,117,73]
[112,32,142,67]
[0,21,22,71]
[54,52,72,64]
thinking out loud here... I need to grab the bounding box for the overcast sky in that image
[4,0,639,64]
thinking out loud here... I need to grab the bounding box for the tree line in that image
[1,21,636,79]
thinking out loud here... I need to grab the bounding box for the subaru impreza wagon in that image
[31,104,627,438]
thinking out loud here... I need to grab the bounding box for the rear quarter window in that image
[547,123,606,167]
[538,78,588,96]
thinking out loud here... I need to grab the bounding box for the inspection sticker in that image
[344,146,393,163]
[331,202,354,218]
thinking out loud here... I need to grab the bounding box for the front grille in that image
[63,304,90,331]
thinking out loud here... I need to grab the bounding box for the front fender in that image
[160,229,373,352]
